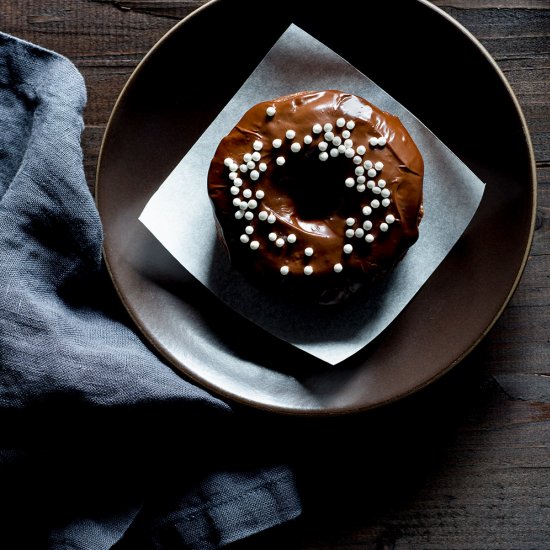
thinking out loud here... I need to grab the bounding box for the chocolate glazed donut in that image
[207,90,424,304]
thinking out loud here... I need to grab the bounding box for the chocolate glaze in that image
[208,90,424,304]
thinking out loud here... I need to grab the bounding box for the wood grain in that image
[1,1,549,548]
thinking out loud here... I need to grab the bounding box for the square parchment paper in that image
[139,24,485,365]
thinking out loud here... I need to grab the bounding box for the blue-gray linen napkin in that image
[0,32,301,549]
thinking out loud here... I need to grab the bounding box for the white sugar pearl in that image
[230,186,239,195]
[267,214,276,224]
[243,188,252,198]
[367,180,375,189]
[382,198,391,207]
[362,206,372,216]
[239,201,248,210]
[224,157,233,167]
[369,137,378,146]
[250,240,260,250]
[323,123,333,132]
[345,148,355,159]
[324,131,334,142]
[304,135,313,145]
[233,198,241,206]
[319,152,329,161]
[250,170,260,181]
[246,160,255,170]
[304,266,313,276]
[240,164,248,173]
[333,263,343,273]
[377,137,387,146]
[355,166,365,176]
[243,153,252,162]
[229,162,239,172]
[266,105,276,116]
[235,211,244,219]
[280,265,289,275]
[245,225,254,235]
[276,156,286,166]
[269,232,277,241]
[357,175,366,184]
[346,217,355,226]
[291,142,301,153]
[363,220,373,230]
[386,214,396,224]
[253,140,263,151]
[353,155,362,165]
[229,172,238,181]
[304,247,314,257]
[248,199,258,209]
[346,228,355,238]
[272,138,282,148]
[343,244,353,254]
[318,141,328,152]
[256,190,265,199]
[240,234,249,243]
[380,223,389,232]
[364,160,373,169]
[375,161,384,171]
[356,145,366,156]
[258,211,268,221]
[252,151,261,162]
[381,188,390,198]
[312,123,323,134]
[259,162,267,172]
[336,118,346,127]
[346,120,355,130]
[378,179,386,188]
[372,186,382,195]
[342,130,351,139]
[355,228,365,238]
[368,168,377,177]
[287,233,297,243]
[234,178,243,187]
[356,183,366,193]
[345,177,355,188]
[332,136,342,146]
[371,199,380,208]
[245,211,254,220]
[276,238,285,247]
[330,148,339,158]
[285,129,296,139]
[338,145,346,154]
[365,233,374,243]
[344,139,353,148]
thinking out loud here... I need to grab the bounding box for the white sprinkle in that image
[342,130,351,139]
[276,238,285,247]
[363,220,373,230]
[259,162,267,172]
[272,138,282,148]
[246,160,255,170]
[324,131,334,142]
[285,129,296,139]
[312,123,323,134]
[318,141,328,152]
[381,188,391,198]
[375,161,384,171]
[357,175,366,184]
[287,233,297,243]
[280,265,289,275]
[304,135,313,145]
[243,153,252,162]
[245,225,254,235]
[346,217,355,226]
[386,214,396,224]
[240,164,248,173]
[253,140,263,151]
[229,162,239,172]
[343,244,353,254]
[234,178,243,187]
[267,214,276,224]
[291,142,301,153]
[269,232,277,241]
[372,186,382,195]
[332,136,342,146]
[345,177,355,188]
[229,172,238,181]
[258,211,268,221]
[230,186,240,195]
[378,179,386,188]
[345,148,355,159]
[276,156,286,166]
[233,198,241,207]
[367,180,375,189]
[369,137,378,146]
[250,240,260,250]
[243,189,252,199]
[266,105,276,116]
[333,263,343,273]
[256,190,265,199]
[344,139,353,148]
[355,166,365,176]
[239,201,248,210]
[336,118,346,128]
[330,148,339,158]
[356,145,366,156]
[371,199,380,208]
[224,158,233,167]
[362,206,372,216]
[240,234,249,243]
[245,211,254,220]
[304,266,313,276]
[319,152,329,161]
[250,170,260,181]
[304,247,313,257]
[357,183,366,193]
[252,151,261,162]
[338,144,346,154]
[364,160,373,169]
[248,199,258,209]
[367,168,377,177]
[380,223,389,232]
[353,155,362,165]
[346,120,355,130]
[235,211,244,220]
[382,198,391,207]
[365,234,374,243]
[345,228,355,238]
[323,123,333,132]
[355,228,365,238]
[377,137,387,146]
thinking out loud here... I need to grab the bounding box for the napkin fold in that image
[0,33,300,549]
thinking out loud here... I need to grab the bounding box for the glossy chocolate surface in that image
[208,90,424,303]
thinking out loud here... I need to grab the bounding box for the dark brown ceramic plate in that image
[96,0,536,415]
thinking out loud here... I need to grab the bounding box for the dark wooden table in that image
[3,1,548,548]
